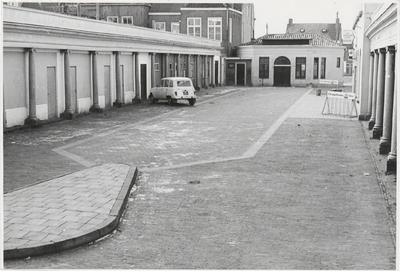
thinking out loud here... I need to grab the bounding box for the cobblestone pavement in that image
[4,87,396,269]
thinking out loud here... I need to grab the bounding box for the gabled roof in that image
[286,22,341,41]
[242,33,342,47]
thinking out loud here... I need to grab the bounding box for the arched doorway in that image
[274,56,291,87]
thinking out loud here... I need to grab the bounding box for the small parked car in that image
[149,77,196,106]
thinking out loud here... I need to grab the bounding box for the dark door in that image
[274,67,291,87]
[236,63,245,85]
[47,67,57,119]
[215,61,219,86]
[141,64,147,99]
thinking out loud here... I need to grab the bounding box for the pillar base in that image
[24,117,42,128]
[379,142,391,155]
[113,101,125,108]
[372,128,383,139]
[386,157,397,174]
[60,111,76,120]
[368,120,375,130]
[132,97,142,104]
[89,105,103,113]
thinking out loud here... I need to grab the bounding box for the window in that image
[259,57,269,79]
[171,22,180,33]
[208,18,222,40]
[107,16,118,23]
[122,16,133,25]
[320,58,326,79]
[337,57,341,68]
[177,80,191,87]
[295,58,306,79]
[154,63,160,72]
[313,58,319,79]
[188,18,201,37]
[155,22,166,31]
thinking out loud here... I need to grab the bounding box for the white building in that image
[352,2,398,172]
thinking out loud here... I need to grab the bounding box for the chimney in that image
[336,12,340,42]
[289,18,293,25]
[266,23,268,35]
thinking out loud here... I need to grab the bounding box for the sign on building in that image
[342,30,355,45]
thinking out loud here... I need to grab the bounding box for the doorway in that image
[214,61,219,86]
[70,66,77,113]
[273,56,291,87]
[104,65,111,107]
[140,64,147,99]
[236,63,245,85]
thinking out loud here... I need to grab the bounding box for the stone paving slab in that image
[4,164,138,259]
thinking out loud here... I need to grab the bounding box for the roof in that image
[241,33,342,47]
[183,3,243,11]
[149,3,184,13]
[286,23,340,41]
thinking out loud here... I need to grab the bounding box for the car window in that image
[177,80,191,87]
[161,80,166,87]
[168,80,174,87]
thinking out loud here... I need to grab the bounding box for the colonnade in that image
[24,48,217,126]
[365,46,397,172]
[155,53,215,89]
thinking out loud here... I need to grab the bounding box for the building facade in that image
[230,33,345,87]
[3,5,221,128]
[352,3,398,172]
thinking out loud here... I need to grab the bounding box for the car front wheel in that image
[189,98,196,106]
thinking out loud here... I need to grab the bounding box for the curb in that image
[4,166,139,260]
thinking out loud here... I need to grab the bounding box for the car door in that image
[154,79,164,99]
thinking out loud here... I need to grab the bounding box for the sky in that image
[252,0,365,37]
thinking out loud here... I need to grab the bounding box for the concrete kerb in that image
[4,165,139,260]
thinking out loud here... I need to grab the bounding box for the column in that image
[372,48,386,139]
[369,50,379,130]
[24,48,41,126]
[188,54,191,79]
[61,49,75,119]
[151,52,155,88]
[379,46,395,153]
[90,51,102,113]
[365,52,375,120]
[204,55,209,88]
[177,54,181,77]
[210,56,215,87]
[113,51,124,107]
[196,54,200,90]
[166,53,170,77]
[387,72,397,173]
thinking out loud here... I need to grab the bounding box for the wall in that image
[238,45,345,87]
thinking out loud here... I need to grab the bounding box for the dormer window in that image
[322,29,328,33]
[300,29,305,33]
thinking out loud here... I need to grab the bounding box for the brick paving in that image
[3,87,396,269]
[4,164,138,259]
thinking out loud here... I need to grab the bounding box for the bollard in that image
[316,89,321,96]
